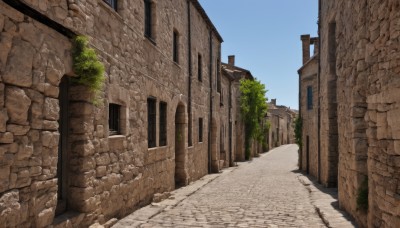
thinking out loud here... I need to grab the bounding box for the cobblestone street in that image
[113,144,354,227]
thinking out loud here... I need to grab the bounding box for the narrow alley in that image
[113,145,353,227]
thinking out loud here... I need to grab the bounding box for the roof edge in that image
[191,0,223,42]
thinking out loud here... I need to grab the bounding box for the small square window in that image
[109,103,121,135]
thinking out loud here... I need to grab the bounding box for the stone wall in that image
[0,0,229,227]
[319,1,400,226]
[298,53,318,177]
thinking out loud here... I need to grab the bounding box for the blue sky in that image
[199,0,318,109]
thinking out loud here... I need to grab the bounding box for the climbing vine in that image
[294,116,302,148]
[357,176,369,212]
[239,78,268,160]
[72,35,105,103]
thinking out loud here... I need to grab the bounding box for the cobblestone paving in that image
[115,145,327,227]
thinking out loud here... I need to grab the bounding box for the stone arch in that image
[174,102,188,188]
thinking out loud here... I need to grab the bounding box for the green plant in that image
[357,176,369,212]
[239,78,268,160]
[72,35,105,103]
[294,116,302,148]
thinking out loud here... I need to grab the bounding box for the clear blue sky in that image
[199,0,318,110]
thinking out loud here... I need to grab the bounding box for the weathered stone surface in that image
[2,40,35,87]
[6,124,30,136]
[0,165,10,192]
[5,87,31,125]
[43,97,59,121]
[0,109,9,132]
[36,208,55,228]
[0,132,13,144]
[42,131,59,148]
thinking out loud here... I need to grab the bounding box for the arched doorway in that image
[175,104,187,188]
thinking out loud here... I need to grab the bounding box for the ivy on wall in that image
[72,35,105,103]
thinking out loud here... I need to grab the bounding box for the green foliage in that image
[294,116,302,148]
[239,78,268,160]
[261,121,270,152]
[72,35,105,103]
[357,177,369,212]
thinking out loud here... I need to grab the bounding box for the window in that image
[148,98,157,148]
[109,103,121,135]
[144,0,153,39]
[307,86,313,110]
[173,31,179,63]
[199,118,203,142]
[159,102,167,146]
[198,54,202,81]
[103,0,117,10]
[217,58,221,93]
[220,88,224,106]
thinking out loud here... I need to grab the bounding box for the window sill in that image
[108,134,126,139]
[144,35,157,46]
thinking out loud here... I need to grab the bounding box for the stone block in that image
[42,131,59,148]
[16,143,33,160]
[0,132,13,144]
[36,208,55,228]
[96,153,111,166]
[2,40,35,87]
[0,165,10,192]
[43,97,59,121]
[5,87,31,125]
[0,83,4,107]
[7,124,30,136]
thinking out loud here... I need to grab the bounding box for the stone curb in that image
[297,174,357,228]
[113,166,238,228]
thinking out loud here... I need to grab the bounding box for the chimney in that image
[300,34,311,64]
[271,99,276,106]
[228,55,235,66]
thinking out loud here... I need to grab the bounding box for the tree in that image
[239,78,268,160]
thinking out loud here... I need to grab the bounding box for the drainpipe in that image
[208,30,213,173]
[317,0,322,184]
[187,0,192,146]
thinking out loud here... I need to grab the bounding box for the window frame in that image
[147,97,157,148]
[144,0,153,39]
[103,0,118,11]
[159,101,167,146]
[198,53,202,81]
[307,86,313,110]
[173,30,179,63]
[109,103,121,136]
[199,118,203,143]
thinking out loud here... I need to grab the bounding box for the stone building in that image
[299,1,400,227]
[0,0,243,227]
[298,35,319,177]
[221,56,254,162]
[266,99,296,151]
